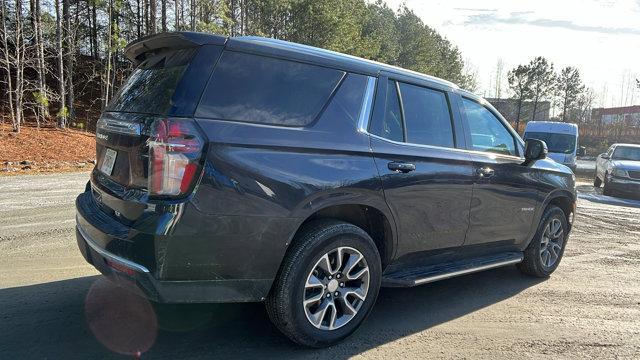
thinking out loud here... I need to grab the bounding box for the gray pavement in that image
[1,173,639,359]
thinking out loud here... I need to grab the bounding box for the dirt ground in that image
[0,124,96,174]
[0,172,639,359]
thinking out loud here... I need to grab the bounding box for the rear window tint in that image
[398,82,454,148]
[316,73,367,128]
[369,80,403,142]
[108,48,196,115]
[196,51,344,126]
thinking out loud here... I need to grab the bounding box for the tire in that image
[266,219,382,348]
[518,206,569,277]
[602,173,613,196]
[593,175,602,187]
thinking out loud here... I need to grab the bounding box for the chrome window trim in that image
[368,132,523,161]
[77,221,150,274]
[357,76,377,133]
[356,75,524,161]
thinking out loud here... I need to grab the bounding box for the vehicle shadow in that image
[0,266,543,359]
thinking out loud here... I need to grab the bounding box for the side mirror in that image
[600,153,609,159]
[577,146,586,157]
[523,138,547,165]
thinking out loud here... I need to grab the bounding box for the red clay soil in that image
[0,124,96,175]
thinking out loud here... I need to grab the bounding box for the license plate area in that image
[101,148,118,176]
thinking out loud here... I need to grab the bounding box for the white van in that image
[524,121,580,172]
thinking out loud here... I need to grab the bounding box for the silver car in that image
[594,143,640,197]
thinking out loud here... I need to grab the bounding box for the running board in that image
[382,252,523,287]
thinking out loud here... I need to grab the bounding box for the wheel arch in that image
[286,202,397,271]
[540,190,576,231]
[523,190,576,250]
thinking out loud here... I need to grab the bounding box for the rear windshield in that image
[107,48,196,115]
[524,131,576,154]
[195,51,345,126]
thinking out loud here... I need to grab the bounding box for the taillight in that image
[148,118,204,197]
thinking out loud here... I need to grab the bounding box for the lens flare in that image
[84,278,157,356]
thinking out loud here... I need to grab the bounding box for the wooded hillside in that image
[0,0,477,133]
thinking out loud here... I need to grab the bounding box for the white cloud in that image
[383,0,640,107]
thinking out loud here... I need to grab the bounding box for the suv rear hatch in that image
[94,34,224,203]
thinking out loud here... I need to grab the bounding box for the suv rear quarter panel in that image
[168,115,391,281]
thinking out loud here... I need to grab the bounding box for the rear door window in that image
[397,82,454,148]
[196,51,344,126]
[369,80,455,147]
[107,48,196,115]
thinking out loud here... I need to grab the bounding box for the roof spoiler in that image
[124,32,227,65]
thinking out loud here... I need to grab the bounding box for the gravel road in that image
[1,172,639,359]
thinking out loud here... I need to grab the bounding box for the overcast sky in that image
[382,0,640,108]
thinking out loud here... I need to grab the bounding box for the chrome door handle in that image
[476,167,495,178]
[388,162,416,173]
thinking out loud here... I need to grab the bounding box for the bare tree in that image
[34,0,48,122]
[461,59,478,92]
[619,70,635,107]
[190,0,195,30]
[0,0,16,130]
[63,0,76,119]
[136,0,142,37]
[142,0,147,32]
[574,88,595,125]
[527,57,556,122]
[149,0,157,33]
[557,66,585,122]
[161,0,166,32]
[55,0,67,128]
[90,0,98,59]
[103,0,113,108]
[507,64,532,132]
[494,58,504,98]
[13,0,25,132]
[174,0,179,29]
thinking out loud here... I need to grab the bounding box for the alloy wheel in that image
[540,218,564,268]
[303,247,370,331]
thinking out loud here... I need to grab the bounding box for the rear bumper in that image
[76,223,272,303]
[75,185,279,303]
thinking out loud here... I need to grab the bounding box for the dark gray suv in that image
[75,32,577,347]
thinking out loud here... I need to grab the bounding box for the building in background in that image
[486,98,550,123]
[591,106,640,127]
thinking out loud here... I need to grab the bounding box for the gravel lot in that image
[1,172,639,359]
